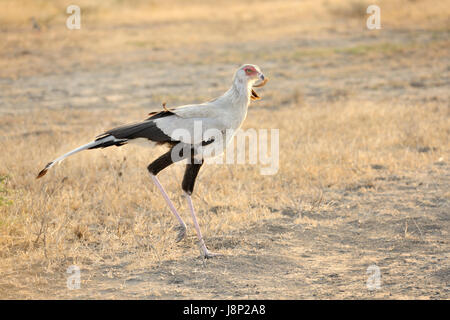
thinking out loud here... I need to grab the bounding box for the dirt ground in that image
[87,163,449,299]
[2,159,449,299]
[0,0,449,299]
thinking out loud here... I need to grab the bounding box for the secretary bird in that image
[37,64,267,258]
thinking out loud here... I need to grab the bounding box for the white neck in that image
[222,76,254,107]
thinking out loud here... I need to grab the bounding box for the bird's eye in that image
[245,68,252,73]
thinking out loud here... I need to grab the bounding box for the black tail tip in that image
[36,168,48,179]
[36,162,52,179]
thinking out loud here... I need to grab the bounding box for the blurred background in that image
[1,0,449,105]
[0,0,449,299]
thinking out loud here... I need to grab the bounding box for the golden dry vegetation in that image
[0,0,449,299]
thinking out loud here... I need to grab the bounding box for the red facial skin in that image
[244,66,258,77]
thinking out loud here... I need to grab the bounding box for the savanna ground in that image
[0,0,449,299]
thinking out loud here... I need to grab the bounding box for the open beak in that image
[251,73,268,101]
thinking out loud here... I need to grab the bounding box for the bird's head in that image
[234,64,268,100]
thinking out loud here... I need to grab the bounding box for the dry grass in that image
[1,100,448,297]
[0,0,449,299]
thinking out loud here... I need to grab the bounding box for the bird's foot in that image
[174,224,187,243]
[201,247,221,259]
[203,251,221,259]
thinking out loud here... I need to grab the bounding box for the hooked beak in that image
[253,73,268,87]
[251,73,268,101]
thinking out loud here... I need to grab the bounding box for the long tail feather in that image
[36,136,123,179]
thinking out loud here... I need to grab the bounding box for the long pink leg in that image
[185,192,219,258]
[150,175,187,242]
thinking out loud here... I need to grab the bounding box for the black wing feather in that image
[91,111,176,149]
